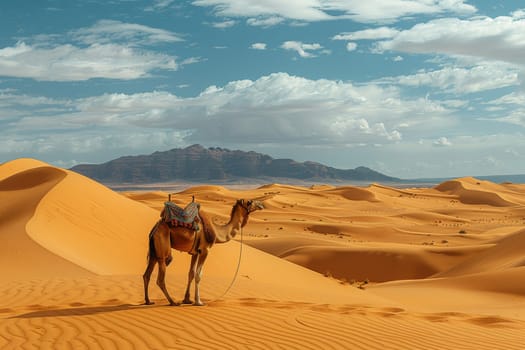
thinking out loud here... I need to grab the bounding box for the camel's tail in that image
[147,220,161,261]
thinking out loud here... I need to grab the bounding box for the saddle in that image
[161,200,201,231]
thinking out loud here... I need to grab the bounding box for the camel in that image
[143,198,264,306]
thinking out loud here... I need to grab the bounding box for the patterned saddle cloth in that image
[161,201,201,231]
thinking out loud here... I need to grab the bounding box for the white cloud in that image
[3,73,458,152]
[433,136,452,147]
[376,14,525,65]
[179,56,203,66]
[281,41,324,58]
[192,0,331,22]
[211,20,236,28]
[498,110,525,127]
[488,92,525,106]
[247,16,284,27]
[380,64,520,94]
[512,9,525,19]
[333,27,399,41]
[6,72,525,177]
[145,0,176,11]
[250,43,267,50]
[346,42,357,52]
[0,20,186,81]
[488,93,525,127]
[373,133,525,178]
[192,0,476,23]
[0,41,177,81]
[70,20,184,46]
[338,0,475,23]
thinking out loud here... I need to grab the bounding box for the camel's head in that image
[237,199,264,214]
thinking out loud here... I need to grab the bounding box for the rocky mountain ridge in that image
[71,144,400,183]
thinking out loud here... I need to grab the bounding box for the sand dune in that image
[26,167,159,275]
[247,237,487,282]
[2,158,525,349]
[437,228,525,277]
[0,160,93,280]
[325,186,379,202]
[434,177,518,207]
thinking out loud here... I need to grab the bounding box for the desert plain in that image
[1,158,525,349]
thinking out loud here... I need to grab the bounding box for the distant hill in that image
[70,144,400,184]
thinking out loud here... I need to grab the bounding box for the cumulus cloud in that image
[4,73,458,158]
[281,41,324,58]
[192,0,476,24]
[346,42,357,52]
[5,72,525,177]
[433,136,452,147]
[376,14,525,65]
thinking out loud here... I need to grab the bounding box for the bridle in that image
[236,199,253,214]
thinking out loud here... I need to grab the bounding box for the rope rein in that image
[208,225,244,303]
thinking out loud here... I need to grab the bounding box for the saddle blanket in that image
[161,201,201,231]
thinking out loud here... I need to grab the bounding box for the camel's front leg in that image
[143,257,157,305]
[193,249,209,306]
[183,253,199,304]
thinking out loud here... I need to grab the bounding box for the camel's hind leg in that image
[183,253,199,304]
[143,257,156,305]
[147,222,178,306]
[157,259,179,306]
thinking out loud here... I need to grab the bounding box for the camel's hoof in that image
[182,299,193,305]
[193,301,205,307]
[168,301,181,306]
[144,301,155,306]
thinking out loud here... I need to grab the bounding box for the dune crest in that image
[0,161,93,280]
[326,186,379,202]
[434,177,518,206]
[0,158,51,181]
[26,168,159,275]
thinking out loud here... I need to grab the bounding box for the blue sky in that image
[1,1,525,179]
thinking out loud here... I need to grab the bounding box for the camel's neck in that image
[213,205,247,244]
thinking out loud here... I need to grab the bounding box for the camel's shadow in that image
[10,302,167,319]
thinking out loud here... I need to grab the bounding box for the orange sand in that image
[1,158,525,349]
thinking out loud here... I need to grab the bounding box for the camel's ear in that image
[250,200,264,211]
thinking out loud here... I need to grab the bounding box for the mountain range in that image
[70,144,400,184]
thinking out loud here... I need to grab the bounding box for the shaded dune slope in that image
[0,160,93,280]
[434,177,521,207]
